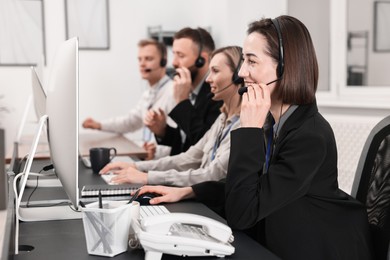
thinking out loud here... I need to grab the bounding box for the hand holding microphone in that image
[240,82,272,128]
[173,68,192,104]
[238,78,279,96]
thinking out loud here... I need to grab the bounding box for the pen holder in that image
[82,200,132,257]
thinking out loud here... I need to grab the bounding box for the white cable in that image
[13,115,49,254]
[13,168,53,255]
[13,171,25,255]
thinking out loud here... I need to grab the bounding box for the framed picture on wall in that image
[374,1,390,52]
[65,0,110,50]
[0,0,46,66]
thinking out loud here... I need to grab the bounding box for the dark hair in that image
[138,39,167,61]
[247,15,318,104]
[174,27,215,54]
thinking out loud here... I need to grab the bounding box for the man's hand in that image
[143,108,167,137]
[143,142,156,160]
[82,117,102,130]
[173,67,192,104]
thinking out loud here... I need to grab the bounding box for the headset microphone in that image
[206,92,214,99]
[238,79,280,96]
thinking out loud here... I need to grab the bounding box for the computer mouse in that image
[135,192,159,205]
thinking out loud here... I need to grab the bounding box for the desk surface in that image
[78,131,146,158]
[14,161,280,260]
[6,131,147,163]
[15,202,280,260]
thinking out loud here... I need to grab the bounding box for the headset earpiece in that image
[160,58,167,67]
[195,29,205,68]
[271,18,284,79]
[156,41,167,67]
[195,56,205,68]
[231,48,244,85]
[232,57,244,85]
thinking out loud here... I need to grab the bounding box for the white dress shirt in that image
[100,75,177,133]
[135,113,240,187]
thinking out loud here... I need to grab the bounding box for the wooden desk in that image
[78,131,146,158]
[6,131,147,163]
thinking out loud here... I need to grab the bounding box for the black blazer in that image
[193,102,373,260]
[158,81,222,155]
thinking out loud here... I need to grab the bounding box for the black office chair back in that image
[351,115,390,260]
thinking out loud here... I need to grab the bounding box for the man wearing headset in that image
[144,27,223,156]
[82,39,177,160]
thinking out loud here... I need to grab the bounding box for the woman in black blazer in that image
[137,15,373,260]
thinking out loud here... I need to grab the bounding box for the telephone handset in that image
[142,213,234,243]
[136,212,235,260]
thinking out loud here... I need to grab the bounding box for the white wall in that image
[349,0,390,86]
[0,0,286,156]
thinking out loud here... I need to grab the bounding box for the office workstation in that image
[11,159,280,260]
[1,35,279,259]
[1,1,390,260]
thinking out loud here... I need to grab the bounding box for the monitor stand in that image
[18,205,81,222]
[16,115,81,222]
[25,176,61,188]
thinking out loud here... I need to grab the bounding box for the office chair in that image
[351,115,390,260]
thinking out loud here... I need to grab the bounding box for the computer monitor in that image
[31,66,46,120]
[9,66,47,175]
[16,38,81,221]
[45,37,79,209]
[25,66,61,188]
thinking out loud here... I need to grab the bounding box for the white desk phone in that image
[129,205,235,260]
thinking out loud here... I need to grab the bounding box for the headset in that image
[194,29,206,68]
[156,41,167,67]
[160,57,167,67]
[232,53,244,85]
[271,18,284,78]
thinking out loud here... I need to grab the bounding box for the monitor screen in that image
[46,37,79,209]
[31,66,46,120]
